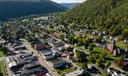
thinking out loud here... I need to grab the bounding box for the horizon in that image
[51,0,85,3]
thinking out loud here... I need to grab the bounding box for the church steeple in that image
[112,39,116,51]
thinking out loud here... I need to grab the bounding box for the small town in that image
[0,0,128,76]
[0,16,128,76]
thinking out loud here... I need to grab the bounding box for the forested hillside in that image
[56,0,128,36]
[0,0,67,20]
[60,3,80,9]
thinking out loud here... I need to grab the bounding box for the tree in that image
[82,71,91,76]
[76,51,87,63]
[89,44,95,51]
[82,62,88,69]
[55,0,128,37]
[95,36,102,43]
[122,29,128,39]
[88,55,95,63]
[96,59,101,67]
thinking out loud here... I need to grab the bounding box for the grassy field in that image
[0,61,6,76]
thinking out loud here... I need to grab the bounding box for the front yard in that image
[0,47,7,57]
[76,62,83,67]
[0,61,6,76]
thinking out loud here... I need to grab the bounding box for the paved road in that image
[23,39,60,76]
[5,57,13,76]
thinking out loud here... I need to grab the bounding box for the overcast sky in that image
[51,0,85,3]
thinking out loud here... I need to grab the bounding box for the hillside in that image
[56,0,128,36]
[60,3,80,9]
[0,0,67,20]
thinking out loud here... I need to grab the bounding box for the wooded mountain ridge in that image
[0,0,67,20]
[56,0,128,36]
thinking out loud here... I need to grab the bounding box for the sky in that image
[51,0,85,3]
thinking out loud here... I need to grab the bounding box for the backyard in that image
[56,67,77,75]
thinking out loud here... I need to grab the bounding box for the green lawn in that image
[92,47,103,53]
[0,51,5,57]
[93,47,113,55]
[76,62,83,67]
[73,45,85,50]
[56,67,77,75]
[0,61,6,76]
[117,41,128,49]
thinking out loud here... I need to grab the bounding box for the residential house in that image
[49,58,71,68]
[41,48,55,61]
[123,58,128,66]
[35,44,47,51]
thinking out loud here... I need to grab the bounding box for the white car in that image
[46,73,52,76]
